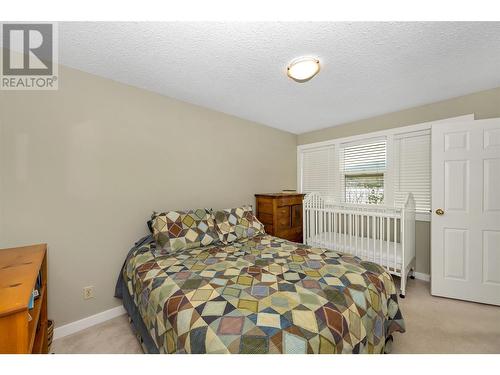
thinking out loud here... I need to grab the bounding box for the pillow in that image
[151,208,218,251]
[213,205,266,244]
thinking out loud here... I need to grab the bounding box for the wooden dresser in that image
[255,193,306,243]
[0,244,48,354]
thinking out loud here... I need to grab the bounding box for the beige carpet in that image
[52,280,500,354]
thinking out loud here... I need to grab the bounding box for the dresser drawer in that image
[257,212,273,225]
[276,196,303,207]
[257,200,273,215]
[276,207,290,229]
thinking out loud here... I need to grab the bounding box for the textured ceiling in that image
[58,22,500,134]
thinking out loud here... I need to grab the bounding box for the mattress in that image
[118,234,405,353]
[307,233,404,269]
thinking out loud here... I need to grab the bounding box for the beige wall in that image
[297,86,500,275]
[0,65,297,326]
[298,86,500,145]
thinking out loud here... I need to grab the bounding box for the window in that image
[298,121,434,220]
[345,174,384,204]
[341,139,386,204]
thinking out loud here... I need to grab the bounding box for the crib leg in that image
[409,267,415,279]
[399,272,406,299]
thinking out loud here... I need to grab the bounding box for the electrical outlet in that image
[83,286,94,300]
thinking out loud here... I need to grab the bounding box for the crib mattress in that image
[307,233,404,270]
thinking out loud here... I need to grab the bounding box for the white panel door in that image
[432,118,500,305]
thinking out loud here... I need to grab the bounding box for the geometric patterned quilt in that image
[123,234,405,354]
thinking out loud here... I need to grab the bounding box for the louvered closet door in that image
[394,131,431,213]
[431,118,500,305]
[301,146,335,196]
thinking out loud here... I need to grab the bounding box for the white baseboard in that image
[413,272,430,282]
[53,305,126,340]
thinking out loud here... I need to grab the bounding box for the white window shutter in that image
[342,139,387,173]
[301,146,335,196]
[394,130,431,213]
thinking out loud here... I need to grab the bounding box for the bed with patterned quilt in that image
[115,206,405,354]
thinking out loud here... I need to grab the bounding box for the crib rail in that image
[303,192,416,297]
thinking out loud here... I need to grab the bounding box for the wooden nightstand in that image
[0,244,48,354]
[255,193,306,242]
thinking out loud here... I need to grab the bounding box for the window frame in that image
[297,115,475,222]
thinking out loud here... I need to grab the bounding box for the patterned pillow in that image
[151,208,218,251]
[213,205,266,244]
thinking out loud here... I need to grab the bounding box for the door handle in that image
[435,208,444,216]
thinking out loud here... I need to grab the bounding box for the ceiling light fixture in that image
[287,57,320,83]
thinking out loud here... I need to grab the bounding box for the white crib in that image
[303,192,416,297]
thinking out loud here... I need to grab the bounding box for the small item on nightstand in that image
[28,291,35,309]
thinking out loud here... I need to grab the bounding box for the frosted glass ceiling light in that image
[287,57,320,83]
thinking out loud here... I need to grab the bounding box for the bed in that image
[115,232,405,354]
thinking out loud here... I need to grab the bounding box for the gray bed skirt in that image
[115,235,159,354]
